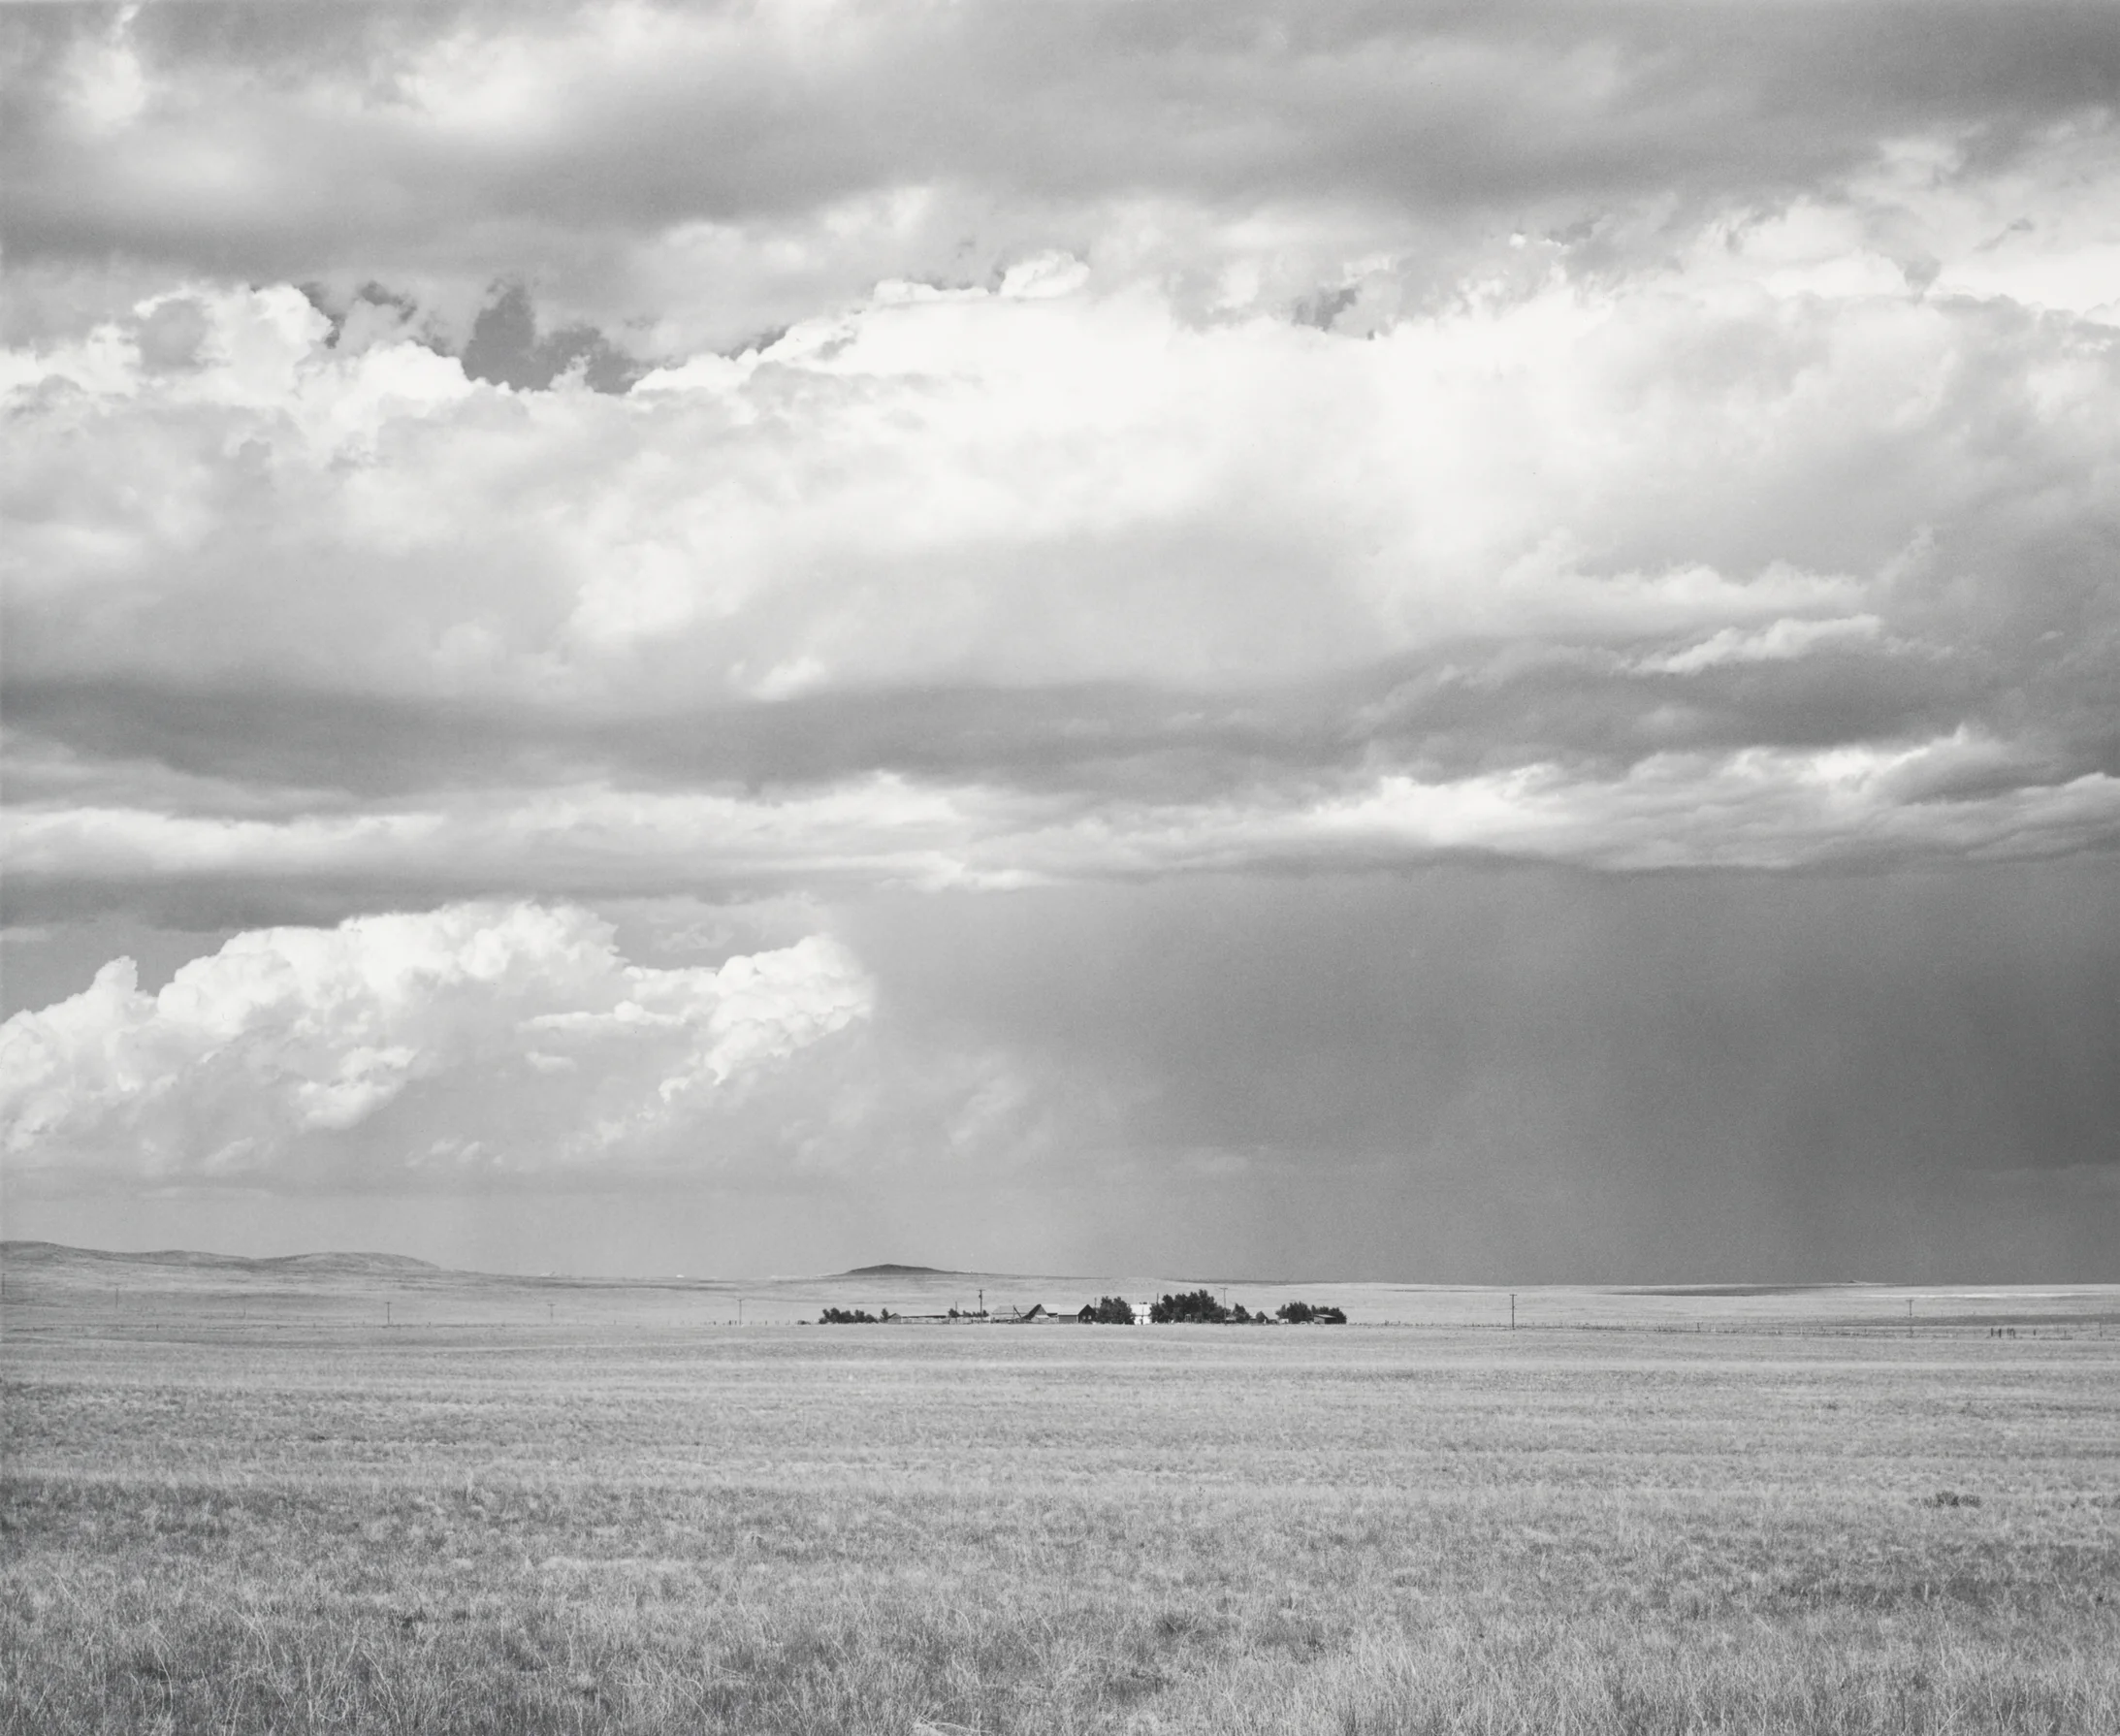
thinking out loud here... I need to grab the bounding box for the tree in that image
[1078,1296,1136,1324]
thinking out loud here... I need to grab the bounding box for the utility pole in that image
[385,1302,391,1327]
[1509,1293,1516,1332]
[1907,1298,1913,1339]
[737,1297,744,1326]
[979,1288,984,1316]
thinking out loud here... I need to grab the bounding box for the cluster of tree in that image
[1151,1289,1237,1323]
[1134,1291,1351,1324]
[1069,1291,1353,1324]
[819,1306,894,1324]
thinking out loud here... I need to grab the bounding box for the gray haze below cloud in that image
[841,865,2120,1279]
[9,864,2114,1279]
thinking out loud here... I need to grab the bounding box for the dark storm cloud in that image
[8,1,2116,317]
[453,284,640,393]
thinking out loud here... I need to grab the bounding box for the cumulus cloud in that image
[4,258,2117,894]
[2,0,2117,909]
[0,903,895,1185]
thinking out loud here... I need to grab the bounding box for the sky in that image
[2,0,2117,1280]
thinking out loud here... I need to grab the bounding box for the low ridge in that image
[836,1262,955,1277]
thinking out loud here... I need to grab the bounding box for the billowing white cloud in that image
[5,272,2110,702]
[0,903,894,1185]
[2,0,2117,916]
[4,258,2116,889]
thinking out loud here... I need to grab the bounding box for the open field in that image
[4,1247,2118,1734]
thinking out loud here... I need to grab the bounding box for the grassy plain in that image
[3,1247,2118,1734]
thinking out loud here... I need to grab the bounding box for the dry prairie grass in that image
[4,1289,2117,1733]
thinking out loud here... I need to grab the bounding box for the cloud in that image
[5,1,2117,1278]
[1635,615,1887,676]
[9,868,2114,1274]
[2,0,2117,915]
[0,902,894,1186]
[3,261,2117,897]
[10,274,2113,705]
[454,282,640,394]
[8,0,2118,348]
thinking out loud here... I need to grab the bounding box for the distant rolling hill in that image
[4,1242,2114,1333]
[0,1240,440,1274]
[4,1243,979,1283]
